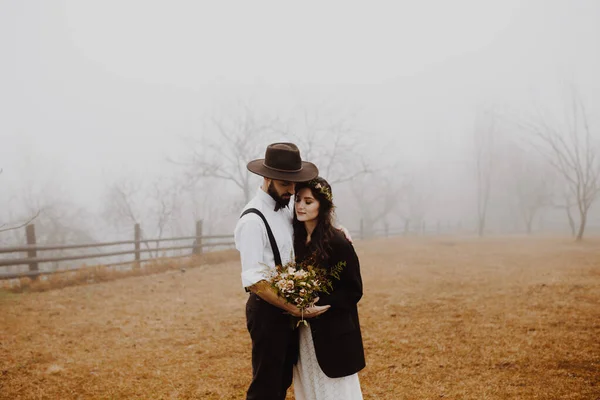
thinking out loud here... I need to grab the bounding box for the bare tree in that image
[551,185,578,237]
[178,105,274,204]
[176,104,371,217]
[0,168,41,233]
[516,87,600,240]
[103,177,183,257]
[104,178,142,227]
[29,202,97,270]
[281,107,372,185]
[148,180,181,256]
[473,109,496,237]
[0,176,97,269]
[350,170,404,237]
[506,146,553,234]
[404,183,427,235]
[179,179,233,235]
[0,209,41,234]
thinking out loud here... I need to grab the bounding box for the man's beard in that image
[268,183,292,212]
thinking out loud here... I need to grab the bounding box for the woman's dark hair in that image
[293,176,337,263]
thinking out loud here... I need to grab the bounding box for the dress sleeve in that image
[316,238,363,310]
[234,215,268,288]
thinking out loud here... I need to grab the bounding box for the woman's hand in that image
[302,304,330,318]
[287,297,331,318]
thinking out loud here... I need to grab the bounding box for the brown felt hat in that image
[247,142,318,182]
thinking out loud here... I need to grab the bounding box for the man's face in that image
[268,179,296,208]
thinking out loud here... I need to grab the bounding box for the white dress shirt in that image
[234,187,294,289]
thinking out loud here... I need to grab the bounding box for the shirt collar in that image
[256,187,291,212]
[256,187,276,209]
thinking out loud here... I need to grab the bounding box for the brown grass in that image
[1,250,240,294]
[1,236,599,399]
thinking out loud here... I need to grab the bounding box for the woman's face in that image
[295,187,320,222]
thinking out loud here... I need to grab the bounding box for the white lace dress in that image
[293,323,363,400]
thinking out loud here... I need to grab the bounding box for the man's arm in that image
[248,281,330,318]
[236,216,329,318]
[335,224,353,243]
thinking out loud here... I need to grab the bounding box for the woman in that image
[292,177,365,399]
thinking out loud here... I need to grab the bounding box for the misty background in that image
[1,1,599,262]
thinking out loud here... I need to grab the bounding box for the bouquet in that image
[265,255,345,327]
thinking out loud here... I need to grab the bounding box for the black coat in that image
[296,230,366,378]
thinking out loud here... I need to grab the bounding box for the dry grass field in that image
[1,236,599,399]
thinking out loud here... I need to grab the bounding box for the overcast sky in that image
[1,0,599,215]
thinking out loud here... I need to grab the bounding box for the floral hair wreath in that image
[308,179,333,202]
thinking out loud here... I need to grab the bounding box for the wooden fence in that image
[0,221,234,280]
[0,218,465,281]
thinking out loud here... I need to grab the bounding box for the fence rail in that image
[0,234,234,254]
[0,220,234,280]
[0,217,469,281]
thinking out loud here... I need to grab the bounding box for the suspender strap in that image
[240,207,283,270]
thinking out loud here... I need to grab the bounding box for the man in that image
[234,142,330,400]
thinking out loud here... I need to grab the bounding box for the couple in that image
[234,142,365,400]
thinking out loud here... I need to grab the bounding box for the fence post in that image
[384,222,389,238]
[134,223,141,267]
[194,220,203,255]
[25,224,39,279]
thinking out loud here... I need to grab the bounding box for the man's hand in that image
[250,282,331,318]
[337,225,353,243]
[249,282,332,318]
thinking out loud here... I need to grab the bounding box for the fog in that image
[1,0,600,251]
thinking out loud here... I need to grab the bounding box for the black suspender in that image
[240,207,283,270]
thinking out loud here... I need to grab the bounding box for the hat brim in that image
[247,159,318,182]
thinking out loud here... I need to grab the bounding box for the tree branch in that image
[0,209,41,233]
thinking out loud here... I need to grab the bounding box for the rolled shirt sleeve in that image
[234,215,269,288]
